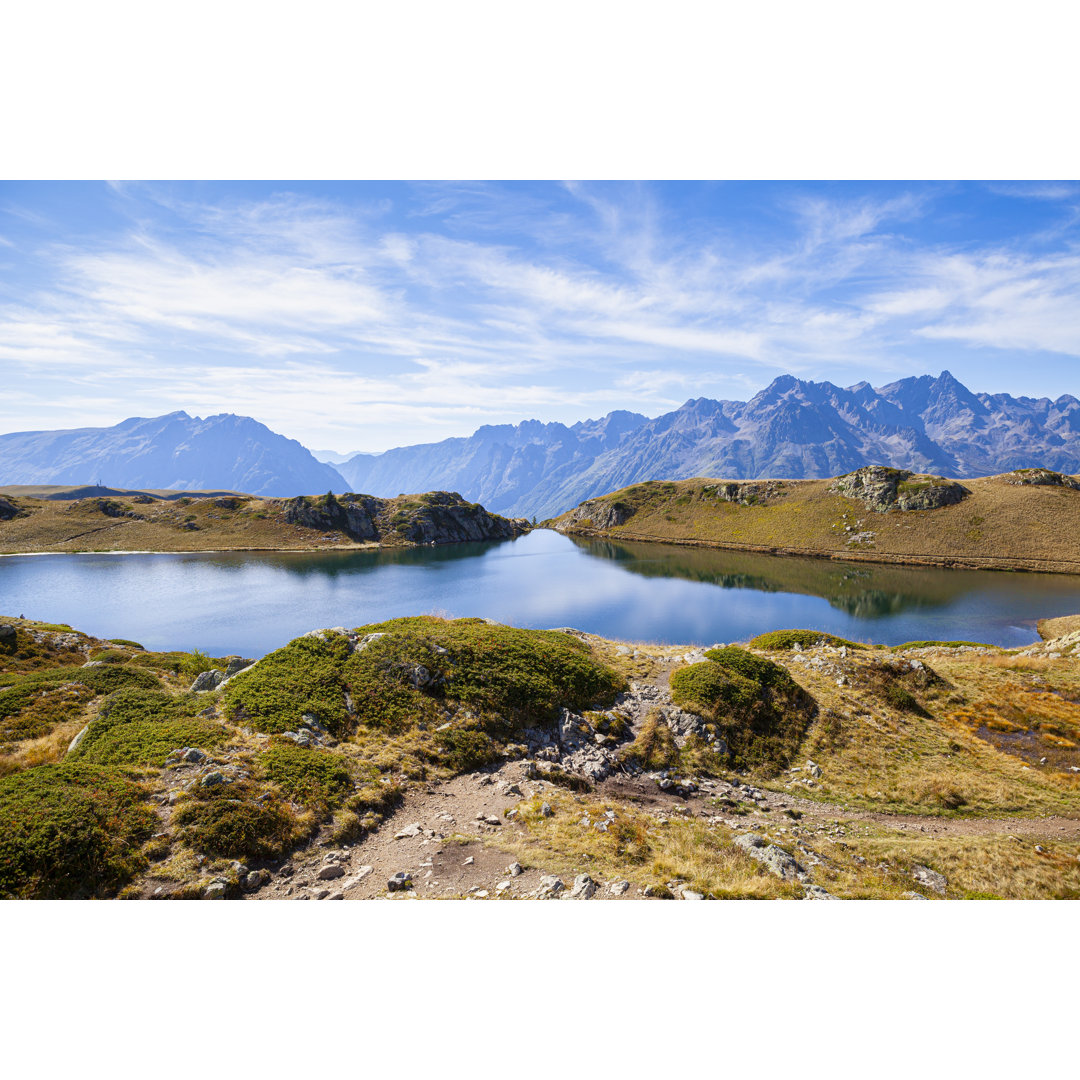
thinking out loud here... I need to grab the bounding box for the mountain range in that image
[3,371,1079,516]
[0,411,346,497]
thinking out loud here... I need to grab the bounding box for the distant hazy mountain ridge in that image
[338,371,1080,518]
[3,372,1078,513]
[0,412,347,497]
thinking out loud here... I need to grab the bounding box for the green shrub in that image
[671,655,817,774]
[704,646,797,689]
[71,688,226,766]
[258,742,353,807]
[108,639,145,650]
[87,648,136,664]
[225,633,353,735]
[0,763,156,898]
[671,662,762,714]
[225,618,625,745]
[0,663,160,722]
[748,629,864,651]
[129,649,221,678]
[173,784,303,860]
[892,640,995,651]
[435,727,499,771]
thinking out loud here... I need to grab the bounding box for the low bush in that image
[172,783,305,860]
[70,688,226,766]
[671,652,817,774]
[258,742,353,807]
[225,633,353,735]
[0,663,160,722]
[748,629,864,651]
[0,763,156,898]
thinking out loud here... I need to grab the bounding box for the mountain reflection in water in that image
[570,538,970,619]
[4,529,1080,655]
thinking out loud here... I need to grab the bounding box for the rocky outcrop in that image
[832,466,969,512]
[282,492,381,540]
[1002,468,1080,490]
[281,490,527,546]
[553,497,636,533]
[0,496,22,521]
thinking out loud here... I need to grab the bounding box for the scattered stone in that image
[565,873,597,900]
[642,884,675,899]
[496,880,512,893]
[911,864,947,894]
[609,879,630,895]
[394,822,424,839]
[732,833,806,881]
[200,771,225,788]
[803,884,838,900]
[312,889,331,900]
[317,863,346,881]
[463,856,475,866]
[387,872,413,892]
[540,802,553,817]
[0,623,16,644]
[243,869,269,892]
[1035,845,1046,854]
[901,891,929,900]
[533,875,566,899]
[203,881,227,900]
[681,889,705,900]
[182,747,207,764]
[507,862,524,877]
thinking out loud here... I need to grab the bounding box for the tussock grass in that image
[502,792,801,898]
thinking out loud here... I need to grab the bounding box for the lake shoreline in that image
[556,526,1080,575]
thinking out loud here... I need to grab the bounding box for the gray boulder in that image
[911,864,947,895]
[565,874,597,900]
[0,623,16,645]
[732,833,806,881]
[190,668,224,693]
[533,875,566,899]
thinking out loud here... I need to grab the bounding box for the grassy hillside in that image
[550,468,1080,573]
[2,610,1079,900]
[0,489,526,554]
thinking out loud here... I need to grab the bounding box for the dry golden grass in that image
[554,473,1080,573]
[494,791,803,898]
[1038,614,1080,639]
[0,715,87,777]
[754,648,1080,816]
[848,830,1080,899]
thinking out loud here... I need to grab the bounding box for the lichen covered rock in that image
[833,466,969,512]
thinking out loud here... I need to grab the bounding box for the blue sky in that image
[2,180,1079,452]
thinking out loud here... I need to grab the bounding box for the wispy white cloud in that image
[5,181,1080,447]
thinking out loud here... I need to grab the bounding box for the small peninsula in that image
[0,487,529,554]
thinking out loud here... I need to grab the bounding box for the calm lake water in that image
[2,529,1079,657]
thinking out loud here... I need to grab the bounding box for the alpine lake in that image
[3,528,1080,657]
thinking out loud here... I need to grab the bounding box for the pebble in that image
[609,880,630,895]
[540,803,553,817]
[507,862,524,877]
[387,872,413,892]
[463,856,475,866]
[394,823,424,839]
